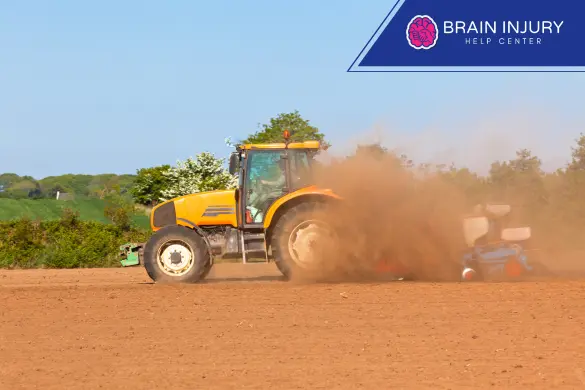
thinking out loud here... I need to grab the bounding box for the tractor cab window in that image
[289,150,312,190]
[245,151,286,223]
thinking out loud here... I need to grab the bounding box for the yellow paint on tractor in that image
[149,138,332,233]
[239,141,321,150]
[150,190,238,232]
[262,186,342,229]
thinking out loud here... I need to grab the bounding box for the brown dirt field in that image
[2,265,585,389]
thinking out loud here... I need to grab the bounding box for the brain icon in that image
[407,16,438,49]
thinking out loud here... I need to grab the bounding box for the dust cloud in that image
[300,150,471,282]
[295,110,585,281]
[330,108,576,175]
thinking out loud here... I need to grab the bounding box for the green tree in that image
[355,143,388,159]
[568,133,585,171]
[488,149,547,221]
[37,173,136,198]
[104,191,136,231]
[1,176,41,199]
[130,165,172,206]
[437,164,487,207]
[509,148,543,174]
[242,110,329,148]
[0,173,21,187]
[350,143,413,170]
[554,134,585,222]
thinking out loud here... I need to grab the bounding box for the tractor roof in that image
[238,140,321,150]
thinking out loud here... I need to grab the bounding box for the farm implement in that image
[458,204,547,281]
[373,203,546,282]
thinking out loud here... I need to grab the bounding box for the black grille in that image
[153,201,176,228]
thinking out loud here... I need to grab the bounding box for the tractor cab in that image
[228,131,321,227]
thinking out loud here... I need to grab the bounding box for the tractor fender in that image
[263,187,342,233]
[174,218,215,264]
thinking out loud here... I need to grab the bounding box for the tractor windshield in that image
[245,151,287,223]
[244,148,316,223]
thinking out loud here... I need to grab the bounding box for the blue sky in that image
[1,0,584,178]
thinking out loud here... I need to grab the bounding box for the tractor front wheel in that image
[142,225,212,283]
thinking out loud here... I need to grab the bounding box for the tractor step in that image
[242,231,269,264]
[245,233,265,240]
[119,243,144,267]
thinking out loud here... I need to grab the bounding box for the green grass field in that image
[0,198,150,229]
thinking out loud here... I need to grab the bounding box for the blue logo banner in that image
[348,0,585,72]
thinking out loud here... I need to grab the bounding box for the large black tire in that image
[143,225,211,283]
[270,202,337,281]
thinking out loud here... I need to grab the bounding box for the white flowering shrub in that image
[160,152,237,201]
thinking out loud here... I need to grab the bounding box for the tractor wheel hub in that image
[288,220,331,269]
[158,242,194,276]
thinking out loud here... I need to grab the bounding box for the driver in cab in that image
[247,164,286,223]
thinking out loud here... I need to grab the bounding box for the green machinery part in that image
[119,243,144,267]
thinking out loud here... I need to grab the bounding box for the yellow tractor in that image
[119,132,341,283]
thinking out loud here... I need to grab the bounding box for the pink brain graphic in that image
[407,16,437,48]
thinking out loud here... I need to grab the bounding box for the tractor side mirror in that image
[229,152,239,175]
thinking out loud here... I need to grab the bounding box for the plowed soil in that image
[2,264,585,389]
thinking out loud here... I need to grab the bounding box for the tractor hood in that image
[150,189,237,231]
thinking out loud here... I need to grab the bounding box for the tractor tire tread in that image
[270,201,330,280]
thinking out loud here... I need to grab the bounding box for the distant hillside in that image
[0,173,136,199]
[0,198,150,229]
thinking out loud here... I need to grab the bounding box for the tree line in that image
[0,173,136,200]
[5,110,585,252]
[4,109,585,269]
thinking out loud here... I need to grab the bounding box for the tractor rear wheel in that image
[143,225,211,283]
[270,202,337,281]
